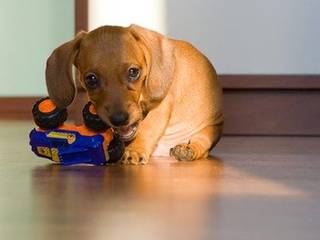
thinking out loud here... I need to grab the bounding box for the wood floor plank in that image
[0,121,319,240]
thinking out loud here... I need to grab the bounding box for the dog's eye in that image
[128,67,140,81]
[85,73,100,89]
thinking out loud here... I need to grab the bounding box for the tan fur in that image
[45,24,223,164]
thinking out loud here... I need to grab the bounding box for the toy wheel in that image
[108,134,125,163]
[32,97,68,129]
[82,102,109,132]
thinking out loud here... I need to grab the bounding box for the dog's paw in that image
[170,143,196,161]
[121,149,149,165]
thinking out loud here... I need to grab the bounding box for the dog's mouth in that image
[113,122,139,142]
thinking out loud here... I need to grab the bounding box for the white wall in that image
[0,0,74,96]
[89,0,166,33]
[167,0,320,74]
[89,0,320,74]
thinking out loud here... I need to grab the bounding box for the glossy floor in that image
[0,121,319,240]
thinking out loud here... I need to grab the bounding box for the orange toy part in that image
[39,99,57,113]
[89,104,97,114]
[38,124,113,144]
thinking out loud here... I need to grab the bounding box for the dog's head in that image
[46,25,175,141]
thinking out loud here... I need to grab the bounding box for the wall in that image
[167,0,320,74]
[0,0,74,96]
[89,0,166,33]
[89,0,320,75]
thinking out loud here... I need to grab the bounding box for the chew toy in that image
[29,97,124,165]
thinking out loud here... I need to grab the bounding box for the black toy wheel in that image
[32,97,68,129]
[82,102,109,132]
[107,134,125,163]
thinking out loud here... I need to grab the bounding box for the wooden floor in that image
[0,121,320,240]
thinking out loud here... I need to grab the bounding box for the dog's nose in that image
[109,111,129,126]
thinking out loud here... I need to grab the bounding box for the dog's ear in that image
[129,24,175,101]
[45,31,86,109]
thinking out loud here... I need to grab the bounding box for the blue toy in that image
[29,97,124,165]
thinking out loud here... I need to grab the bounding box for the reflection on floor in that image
[0,121,319,240]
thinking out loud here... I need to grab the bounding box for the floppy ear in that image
[45,31,86,109]
[129,24,175,101]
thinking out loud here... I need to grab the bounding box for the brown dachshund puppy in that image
[46,24,223,164]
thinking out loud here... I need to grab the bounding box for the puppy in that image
[45,24,223,164]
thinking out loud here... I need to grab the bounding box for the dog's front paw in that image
[121,148,149,165]
[170,143,196,161]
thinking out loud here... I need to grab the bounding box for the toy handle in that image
[32,97,67,129]
[32,97,110,133]
[82,102,110,132]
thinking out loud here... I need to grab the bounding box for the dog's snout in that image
[109,111,129,126]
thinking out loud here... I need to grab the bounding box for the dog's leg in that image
[170,124,223,161]
[121,98,172,165]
